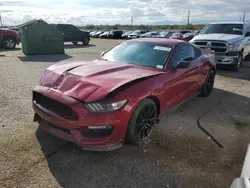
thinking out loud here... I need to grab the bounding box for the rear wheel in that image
[199,69,215,97]
[72,41,78,45]
[4,37,16,49]
[82,37,89,45]
[125,98,157,145]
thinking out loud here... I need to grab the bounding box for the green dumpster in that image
[20,19,64,55]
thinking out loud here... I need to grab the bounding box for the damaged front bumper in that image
[32,86,130,151]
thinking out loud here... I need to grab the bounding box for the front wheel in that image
[125,98,158,145]
[232,52,243,71]
[82,37,89,45]
[199,69,215,97]
[4,37,16,49]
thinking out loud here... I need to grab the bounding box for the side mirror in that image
[101,51,106,57]
[245,32,250,37]
[176,61,191,68]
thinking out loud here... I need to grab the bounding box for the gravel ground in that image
[0,39,250,188]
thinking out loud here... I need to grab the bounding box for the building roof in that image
[14,19,44,28]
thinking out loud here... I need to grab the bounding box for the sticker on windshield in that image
[156,65,164,69]
[154,46,171,52]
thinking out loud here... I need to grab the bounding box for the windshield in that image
[201,23,243,35]
[102,41,172,69]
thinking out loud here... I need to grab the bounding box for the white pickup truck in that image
[190,22,250,71]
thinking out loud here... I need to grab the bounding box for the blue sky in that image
[0,0,250,26]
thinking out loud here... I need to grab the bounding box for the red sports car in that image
[33,39,216,151]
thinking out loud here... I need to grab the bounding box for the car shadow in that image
[64,44,96,49]
[17,54,72,62]
[36,87,250,188]
[217,66,250,81]
[0,47,22,52]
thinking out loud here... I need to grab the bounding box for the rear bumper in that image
[32,86,131,151]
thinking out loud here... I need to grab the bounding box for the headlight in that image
[85,100,128,113]
[228,44,239,52]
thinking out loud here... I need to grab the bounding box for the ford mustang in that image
[32,39,216,151]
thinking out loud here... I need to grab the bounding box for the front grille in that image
[194,40,228,53]
[33,91,78,121]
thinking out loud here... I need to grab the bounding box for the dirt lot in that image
[0,39,250,188]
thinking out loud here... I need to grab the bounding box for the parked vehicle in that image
[54,24,90,45]
[33,38,216,151]
[230,143,250,188]
[92,31,104,38]
[179,30,192,34]
[194,30,200,35]
[90,31,97,36]
[128,30,147,39]
[121,31,133,39]
[159,31,175,38]
[169,33,184,40]
[141,31,160,38]
[99,31,110,39]
[0,28,21,49]
[107,30,123,39]
[183,32,195,41]
[190,21,250,71]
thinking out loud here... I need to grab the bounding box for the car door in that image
[165,44,201,109]
[68,25,82,41]
[65,25,80,41]
[56,25,71,42]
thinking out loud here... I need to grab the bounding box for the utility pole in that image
[131,16,133,27]
[243,12,246,22]
[187,10,190,25]
[0,4,3,27]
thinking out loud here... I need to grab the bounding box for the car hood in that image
[41,60,164,102]
[191,34,244,44]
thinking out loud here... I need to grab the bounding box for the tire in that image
[82,37,89,45]
[4,37,16,49]
[72,42,78,45]
[232,52,243,71]
[125,98,158,145]
[199,69,215,97]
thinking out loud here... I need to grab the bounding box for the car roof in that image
[210,21,247,24]
[128,38,185,48]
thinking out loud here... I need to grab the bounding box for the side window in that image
[172,45,195,68]
[68,25,77,32]
[193,46,202,59]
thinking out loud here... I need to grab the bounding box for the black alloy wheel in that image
[125,98,157,144]
[199,70,215,97]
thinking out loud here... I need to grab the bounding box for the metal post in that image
[0,4,3,27]
[187,10,190,25]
